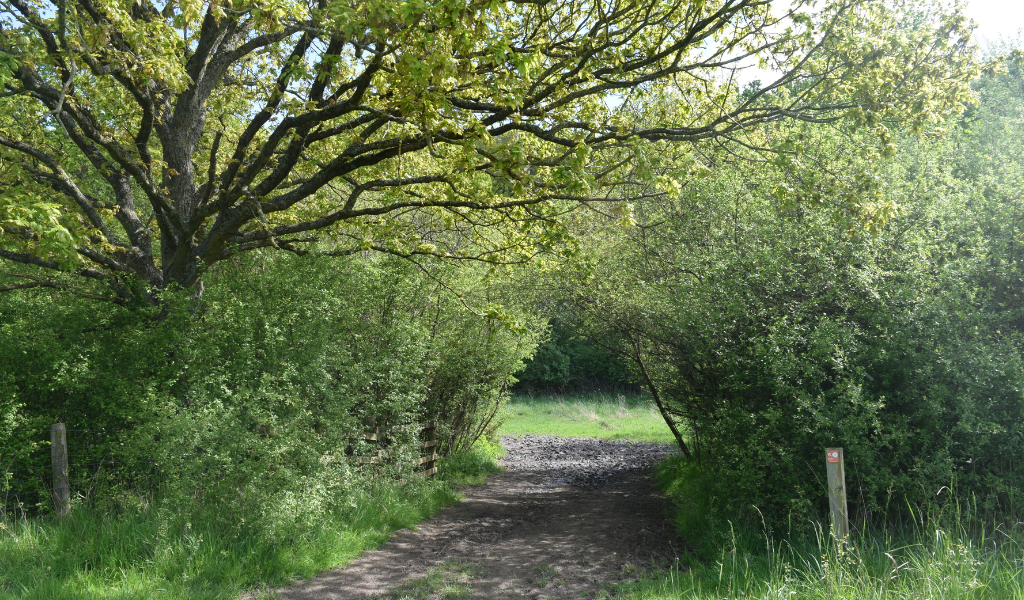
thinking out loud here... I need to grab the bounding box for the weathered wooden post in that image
[825,447,848,540]
[357,416,382,465]
[50,423,70,516]
[420,422,438,477]
[362,416,379,441]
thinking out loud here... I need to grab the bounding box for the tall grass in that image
[618,457,1024,599]
[0,446,501,599]
[499,391,676,443]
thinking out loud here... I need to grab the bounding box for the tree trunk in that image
[632,341,692,459]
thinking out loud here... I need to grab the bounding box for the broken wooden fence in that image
[355,417,439,477]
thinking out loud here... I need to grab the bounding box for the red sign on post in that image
[825,447,848,540]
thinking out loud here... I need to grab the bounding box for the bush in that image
[513,317,635,393]
[0,252,538,527]
[651,175,1024,524]
[567,100,1024,526]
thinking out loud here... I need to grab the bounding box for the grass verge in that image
[0,444,502,600]
[615,455,1024,600]
[499,391,676,443]
[438,438,504,486]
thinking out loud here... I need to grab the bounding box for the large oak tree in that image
[0,0,976,304]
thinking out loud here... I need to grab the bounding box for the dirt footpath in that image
[268,435,682,599]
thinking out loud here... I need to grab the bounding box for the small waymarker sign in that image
[825,447,849,541]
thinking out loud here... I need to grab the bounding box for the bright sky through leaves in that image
[964,0,1023,44]
[735,0,1016,85]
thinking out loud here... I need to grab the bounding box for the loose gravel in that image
[266,435,682,600]
[501,435,680,487]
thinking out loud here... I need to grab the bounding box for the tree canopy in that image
[0,0,977,303]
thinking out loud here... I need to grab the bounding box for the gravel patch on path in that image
[502,435,679,487]
[265,435,682,600]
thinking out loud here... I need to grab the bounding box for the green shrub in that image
[650,176,1024,524]
[0,252,537,527]
[565,86,1024,526]
[513,317,635,393]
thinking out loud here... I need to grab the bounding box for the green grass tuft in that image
[617,455,1024,599]
[388,560,483,599]
[499,391,676,443]
[439,439,505,486]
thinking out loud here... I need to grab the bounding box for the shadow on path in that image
[267,436,682,600]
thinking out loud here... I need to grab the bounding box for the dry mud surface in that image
[269,435,682,599]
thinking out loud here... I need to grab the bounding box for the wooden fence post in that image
[356,416,382,465]
[349,418,439,476]
[50,423,70,516]
[825,447,848,540]
[362,416,378,441]
[419,422,438,477]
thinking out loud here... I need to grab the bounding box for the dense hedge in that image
[563,65,1024,526]
[0,253,538,525]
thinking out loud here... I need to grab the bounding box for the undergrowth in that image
[438,438,504,485]
[616,456,1024,599]
[0,444,501,600]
